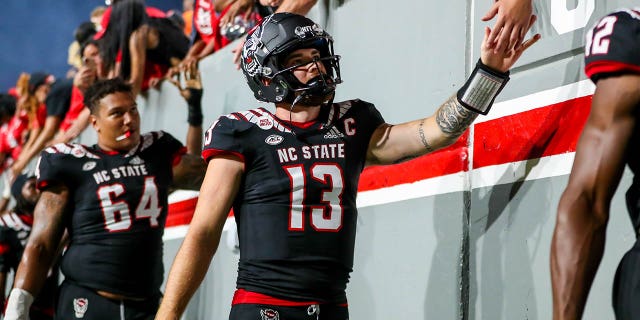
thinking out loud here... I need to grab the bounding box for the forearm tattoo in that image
[418,119,434,152]
[436,95,479,137]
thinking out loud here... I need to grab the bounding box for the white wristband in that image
[4,288,34,320]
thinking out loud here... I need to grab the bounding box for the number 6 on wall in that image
[551,0,595,35]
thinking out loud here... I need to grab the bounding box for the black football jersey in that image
[0,213,33,272]
[35,131,184,297]
[203,100,385,303]
[0,212,58,314]
[585,8,640,83]
[584,9,640,234]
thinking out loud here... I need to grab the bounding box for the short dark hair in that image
[0,94,16,120]
[84,78,133,114]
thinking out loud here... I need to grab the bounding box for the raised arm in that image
[171,63,206,190]
[156,155,243,320]
[367,21,539,165]
[551,74,640,320]
[5,184,69,320]
[128,25,151,97]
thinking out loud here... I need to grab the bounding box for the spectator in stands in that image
[67,22,97,78]
[229,0,318,68]
[90,6,107,32]
[10,42,102,177]
[66,6,105,79]
[100,0,190,96]
[0,73,50,176]
[0,174,58,320]
[0,95,17,177]
[182,0,194,36]
[0,95,17,129]
[183,0,263,65]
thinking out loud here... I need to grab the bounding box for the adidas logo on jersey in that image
[323,127,344,139]
[129,156,144,165]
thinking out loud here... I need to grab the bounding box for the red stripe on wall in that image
[166,198,234,228]
[358,132,469,192]
[473,95,591,169]
[165,95,592,226]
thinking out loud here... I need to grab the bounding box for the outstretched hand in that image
[482,0,534,53]
[168,62,203,103]
[218,0,254,28]
[481,15,539,73]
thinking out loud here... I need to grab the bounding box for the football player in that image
[0,174,57,320]
[551,8,640,320]
[4,65,206,320]
[156,12,539,320]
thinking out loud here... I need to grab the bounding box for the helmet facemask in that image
[241,13,342,105]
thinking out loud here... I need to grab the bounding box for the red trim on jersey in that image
[202,149,245,164]
[585,60,640,79]
[171,147,188,167]
[0,243,10,255]
[36,180,50,190]
[289,120,317,129]
[233,112,248,121]
[18,214,33,226]
[472,95,591,169]
[232,289,348,307]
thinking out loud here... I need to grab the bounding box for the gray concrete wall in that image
[109,0,640,319]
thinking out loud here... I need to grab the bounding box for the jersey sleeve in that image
[35,149,68,190]
[585,10,640,82]
[202,116,249,163]
[157,131,186,163]
[356,99,385,139]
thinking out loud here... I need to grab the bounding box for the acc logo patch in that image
[265,134,284,145]
[260,308,279,320]
[73,298,88,318]
[82,161,97,171]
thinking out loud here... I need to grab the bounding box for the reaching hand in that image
[482,0,534,53]
[218,0,255,28]
[232,40,244,70]
[169,61,203,103]
[480,15,539,73]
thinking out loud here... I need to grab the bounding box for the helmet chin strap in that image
[289,93,307,136]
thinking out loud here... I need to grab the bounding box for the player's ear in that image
[90,114,100,132]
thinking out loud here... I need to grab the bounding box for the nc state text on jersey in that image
[277,143,345,164]
[92,164,150,184]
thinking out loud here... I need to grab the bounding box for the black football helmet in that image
[241,13,342,105]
